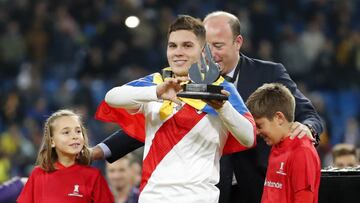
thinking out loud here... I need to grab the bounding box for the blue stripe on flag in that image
[202,80,249,116]
[127,74,156,87]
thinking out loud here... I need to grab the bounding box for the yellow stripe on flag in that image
[153,73,163,85]
[159,101,173,120]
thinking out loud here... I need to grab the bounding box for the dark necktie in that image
[223,75,234,83]
[222,56,242,84]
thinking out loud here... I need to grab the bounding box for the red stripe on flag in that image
[223,111,256,154]
[140,104,206,192]
[95,101,146,142]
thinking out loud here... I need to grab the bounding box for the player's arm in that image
[216,101,255,147]
[105,77,188,109]
[204,90,255,147]
[105,85,158,111]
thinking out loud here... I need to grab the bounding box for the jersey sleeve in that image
[289,147,320,193]
[294,190,314,203]
[92,170,114,203]
[218,81,257,154]
[17,168,40,203]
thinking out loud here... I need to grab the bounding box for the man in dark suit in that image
[92,11,323,203]
[203,11,323,203]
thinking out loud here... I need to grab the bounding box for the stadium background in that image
[0,0,359,183]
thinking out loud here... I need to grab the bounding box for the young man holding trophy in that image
[98,15,256,203]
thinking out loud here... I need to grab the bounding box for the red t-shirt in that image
[261,136,321,203]
[17,163,114,203]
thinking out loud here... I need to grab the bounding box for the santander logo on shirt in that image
[68,184,83,197]
[264,161,288,190]
[264,179,283,189]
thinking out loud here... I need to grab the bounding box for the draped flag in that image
[95,68,256,154]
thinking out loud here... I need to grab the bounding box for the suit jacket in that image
[101,54,323,202]
[219,54,323,203]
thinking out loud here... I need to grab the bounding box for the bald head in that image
[203,11,243,74]
[204,11,241,39]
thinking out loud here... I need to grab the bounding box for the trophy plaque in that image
[177,44,228,100]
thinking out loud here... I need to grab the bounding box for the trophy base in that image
[177,84,228,100]
[177,91,228,100]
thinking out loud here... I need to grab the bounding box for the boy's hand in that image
[203,90,229,109]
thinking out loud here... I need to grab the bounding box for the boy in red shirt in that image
[246,83,321,203]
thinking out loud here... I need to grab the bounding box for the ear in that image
[274,111,286,125]
[51,138,55,148]
[234,35,243,51]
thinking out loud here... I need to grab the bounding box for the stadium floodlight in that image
[125,16,140,28]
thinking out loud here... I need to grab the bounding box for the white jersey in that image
[140,100,226,203]
[105,82,255,203]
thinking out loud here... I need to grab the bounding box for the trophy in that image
[177,44,228,100]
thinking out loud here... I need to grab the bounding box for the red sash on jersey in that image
[139,104,205,192]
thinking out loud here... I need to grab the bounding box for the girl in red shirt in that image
[17,109,114,203]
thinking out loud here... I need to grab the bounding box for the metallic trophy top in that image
[188,43,221,84]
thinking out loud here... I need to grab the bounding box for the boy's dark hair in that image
[168,15,206,45]
[332,144,357,160]
[246,83,295,121]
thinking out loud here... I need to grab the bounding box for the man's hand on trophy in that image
[203,90,230,109]
[157,77,188,105]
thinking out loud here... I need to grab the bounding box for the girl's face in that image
[51,116,85,162]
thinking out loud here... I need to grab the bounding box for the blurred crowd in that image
[0,0,359,185]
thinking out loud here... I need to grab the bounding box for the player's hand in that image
[203,90,229,109]
[156,77,188,105]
